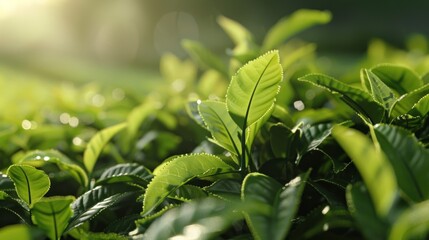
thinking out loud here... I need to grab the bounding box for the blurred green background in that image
[1,0,428,74]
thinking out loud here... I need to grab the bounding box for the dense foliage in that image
[1,9,429,240]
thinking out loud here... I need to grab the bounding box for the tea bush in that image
[1,9,429,240]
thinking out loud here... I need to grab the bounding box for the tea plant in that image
[1,8,429,240]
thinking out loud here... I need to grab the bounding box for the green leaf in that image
[65,184,138,232]
[298,123,335,161]
[142,153,235,214]
[124,101,156,149]
[365,70,397,109]
[96,163,152,187]
[32,196,74,240]
[217,16,258,63]
[242,171,309,240]
[332,125,397,216]
[390,84,429,118]
[299,73,385,124]
[226,50,283,129]
[346,183,388,240]
[270,124,297,159]
[19,150,88,187]
[412,94,429,116]
[389,200,429,240]
[198,100,242,159]
[83,122,127,174]
[182,39,228,77]
[262,9,331,51]
[0,224,44,240]
[370,64,422,95]
[143,198,250,240]
[186,101,206,128]
[203,179,242,200]
[169,185,208,201]
[7,165,50,208]
[373,124,429,202]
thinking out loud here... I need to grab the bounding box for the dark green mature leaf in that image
[242,171,309,240]
[226,50,283,129]
[299,73,385,124]
[32,196,74,240]
[143,198,251,240]
[373,124,429,202]
[262,9,331,51]
[365,70,397,109]
[182,39,229,77]
[389,200,429,240]
[298,123,335,161]
[203,179,242,201]
[96,163,152,187]
[370,64,422,95]
[332,125,397,216]
[346,183,388,240]
[84,122,127,173]
[390,84,429,118]
[65,184,138,232]
[19,150,88,187]
[198,100,242,159]
[142,153,235,214]
[270,124,297,159]
[7,165,50,208]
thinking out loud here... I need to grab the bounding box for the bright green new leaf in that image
[142,153,235,214]
[389,200,429,240]
[83,122,127,173]
[7,165,50,208]
[299,73,385,124]
[365,70,397,110]
[65,184,138,232]
[198,100,242,159]
[346,183,388,240]
[242,172,309,240]
[332,125,397,216]
[262,9,331,51]
[182,39,229,77]
[125,101,156,147]
[19,150,88,187]
[143,198,251,240]
[32,196,74,240]
[96,163,152,187]
[373,124,429,201]
[370,64,422,95]
[390,84,429,118]
[226,50,283,129]
[0,224,43,240]
[217,16,258,63]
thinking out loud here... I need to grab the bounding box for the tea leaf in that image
[262,9,331,51]
[390,84,429,118]
[198,100,242,159]
[332,125,397,216]
[143,198,250,240]
[389,200,429,240]
[7,165,50,208]
[226,50,282,129]
[142,153,235,214]
[182,39,228,77]
[299,73,385,124]
[31,196,74,240]
[83,122,127,174]
[365,70,397,109]
[346,183,388,240]
[242,172,309,240]
[370,64,422,95]
[373,124,429,201]
[96,163,152,187]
